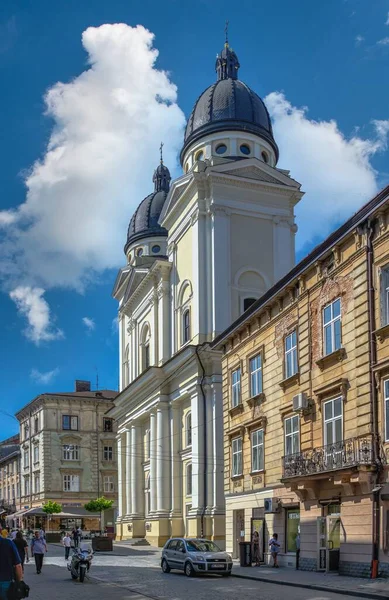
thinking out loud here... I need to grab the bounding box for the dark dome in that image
[124,161,171,254]
[180,43,278,164]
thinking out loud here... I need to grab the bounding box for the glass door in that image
[317,517,327,571]
[327,504,341,572]
[324,397,343,469]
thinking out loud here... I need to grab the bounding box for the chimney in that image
[75,380,91,392]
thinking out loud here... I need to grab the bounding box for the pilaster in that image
[156,401,170,515]
[149,411,157,514]
[125,428,132,516]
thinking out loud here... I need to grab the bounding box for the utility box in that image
[239,541,252,567]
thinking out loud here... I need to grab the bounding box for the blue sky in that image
[1,0,389,435]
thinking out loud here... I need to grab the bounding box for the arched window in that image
[186,463,192,497]
[183,309,191,344]
[123,344,130,387]
[145,473,151,516]
[243,298,257,312]
[140,323,151,371]
[185,411,192,447]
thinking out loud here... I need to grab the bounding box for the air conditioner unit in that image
[293,392,308,412]
[264,498,280,514]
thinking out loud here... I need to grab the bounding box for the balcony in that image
[282,435,374,480]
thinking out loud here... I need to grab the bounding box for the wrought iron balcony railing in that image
[282,435,374,479]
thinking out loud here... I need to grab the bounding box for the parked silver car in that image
[161,538,233,577]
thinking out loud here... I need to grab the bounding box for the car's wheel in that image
[185,561,195,577]
[161,559,171,574]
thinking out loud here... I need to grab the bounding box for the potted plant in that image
[84,497,114,551]
[42,501,62,542]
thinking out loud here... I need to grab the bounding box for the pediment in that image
[221,166,283,185]
[210,158,301,190]
[123,268,149,305]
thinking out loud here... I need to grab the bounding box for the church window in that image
[183,309,191,344]
[215,143,227,155]
[152,245,161,254]
[137,248,143,257]
[261,151,269,163]
[240,144,251,155]
[243,297,256,312]
[144,344,150,369]
[195,150,204,161]
[185,412,192,447]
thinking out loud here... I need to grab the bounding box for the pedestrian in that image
[10,530,17,541]
[268,532,280,568]
[72,528,79,548]
[39,527,45,540]
[62,532,71,560]
[13,531,29,571]
[76,526,82,543]
[252,530,260,566]
[295,530,300,570]
[0,535,23,599]
[31,530,47,574]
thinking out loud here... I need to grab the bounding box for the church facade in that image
[111,38,303,545]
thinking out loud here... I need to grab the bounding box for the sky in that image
[1,0,389,435]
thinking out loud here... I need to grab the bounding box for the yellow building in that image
[0,436,22,522]
[213,185,389,577]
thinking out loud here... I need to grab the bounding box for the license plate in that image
[210,564,225,570]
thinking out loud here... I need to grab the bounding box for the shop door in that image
[251,518,265,562]
[316,513,341,572]
[233,509,245,559]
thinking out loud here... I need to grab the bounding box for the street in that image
[22,543,369,600]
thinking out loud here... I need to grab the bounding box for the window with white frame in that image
[323,298,341,356]
[284,415,300,456]
[63,445,79,461]
[186,463,192,496]
[103,475,114,493]
[183,309,191,344]
[231,368,241,407]
[380,267,389,326]
[33,445,39,464]
[250,354,262,397]
[62,415,78,431]
[185,412,192,447]
[323,397,343,446]
[251,429,264,472]
[24,477,30,496]
[285,330,298,379]
[232,437,243,477]
[103,446,113,461]
[385,379,389,442]
[34,475,40,494]
[63,474,79,492]
[23,451,29,469]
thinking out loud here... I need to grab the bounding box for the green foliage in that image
[84,496,114,513]
[42,500,62,515]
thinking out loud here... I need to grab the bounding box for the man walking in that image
[0,536,23,599]
[31,530,47,574]
[63,532,71,560]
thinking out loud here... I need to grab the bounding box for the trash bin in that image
[91,536,113,552]
[239,541,252,567]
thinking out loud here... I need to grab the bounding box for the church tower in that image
[112,35,303,546]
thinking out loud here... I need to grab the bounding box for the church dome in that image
[124,160,171,254]
[180,41,278,164]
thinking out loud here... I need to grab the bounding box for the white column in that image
[149,411,157,514]
[117,434,123,518]
[156,402,170,514]
[191,389,205,513]
[130,424,143,516]
[125,429,132,516]
[211,380,225,511]
[170,404,182,516]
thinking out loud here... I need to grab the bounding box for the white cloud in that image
[265,93,389,250]
[111,316,119,334]
[355,35,364,45]
[9,286,64,344]
[30,367,59,385]
[378,37,389,45]
[82,316,95,332]
[1,23,185,340]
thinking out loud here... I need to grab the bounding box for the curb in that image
[231,572,387,600]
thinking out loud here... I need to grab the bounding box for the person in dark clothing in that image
[13,532,29,571]
[31,530,47,574]
[0,537,23,599]
[73,528,79,548]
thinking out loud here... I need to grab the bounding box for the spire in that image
[215,23,240,81]
[153,144,171,193]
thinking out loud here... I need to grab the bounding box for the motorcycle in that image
[67,546,93,582]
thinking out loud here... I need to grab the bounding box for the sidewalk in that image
[232,562,389,599]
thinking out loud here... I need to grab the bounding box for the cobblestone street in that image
[20,543,380,600]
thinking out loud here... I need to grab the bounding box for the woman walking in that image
[13,531,29,571]
[269,532,280,568]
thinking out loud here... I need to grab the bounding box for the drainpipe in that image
[195,346,207,539]
[366,219,381,578]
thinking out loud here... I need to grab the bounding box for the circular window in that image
[195,150,204,161]
[215,143,227,155]
[137,248,144,257]
[152,245,161,254]
[240,144,251,155]
[261,151,269,163]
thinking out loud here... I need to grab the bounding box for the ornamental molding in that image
[207,204,231,217]
[210,174,295,196]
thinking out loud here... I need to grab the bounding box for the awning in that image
[56,509,99,518]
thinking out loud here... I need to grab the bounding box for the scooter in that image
[67,546,93,582]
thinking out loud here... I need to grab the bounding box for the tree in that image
[84,497,113,534]
[42,500,62,532]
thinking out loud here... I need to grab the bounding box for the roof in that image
[212,184,389,347]
[15,389,118,420]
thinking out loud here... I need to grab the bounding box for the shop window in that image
[286,508,300,552]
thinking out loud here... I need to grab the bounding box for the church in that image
[111,35,303,546]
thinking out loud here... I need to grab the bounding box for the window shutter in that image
[381,268,389,326]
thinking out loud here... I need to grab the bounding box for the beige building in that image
[213,185,389,577]
[112,37,302,546]
[15,380,118,533]
[0,436,21,520]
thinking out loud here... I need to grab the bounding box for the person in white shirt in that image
[62,533,72,560]
[10,530,17,540]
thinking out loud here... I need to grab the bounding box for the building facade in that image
[111,38,303,546]
[213,185,389,577]
[15,381,118,531]
[0,436,21,521]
